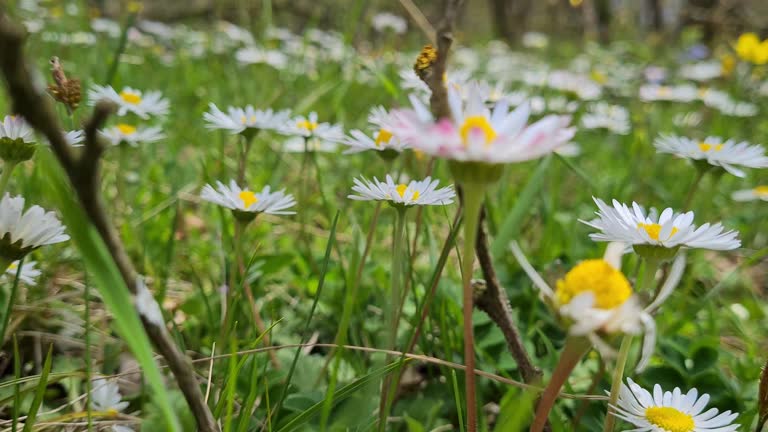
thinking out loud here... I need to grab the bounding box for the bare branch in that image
[474,207,541,384]
[418,0,464,119]
[0,15,220,432]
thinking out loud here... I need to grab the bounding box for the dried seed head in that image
[47,57,81,112]
[414,44,438,81]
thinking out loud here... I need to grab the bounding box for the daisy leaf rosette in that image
[348,175,455,208]
[612,378,739,432]
[654,134,768,177]
[581,198,740,259]
[0,194,69,265]
[386,82,575,185]
[201,180,296,222]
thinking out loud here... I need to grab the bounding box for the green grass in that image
[0,2,766,431]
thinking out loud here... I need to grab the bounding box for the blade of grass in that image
[0,258,24,343]
[21,344,53,432]
[450,369,466,432]
[270,211,340,427]
[491,156,551,257]
[12,335,20,432]
[276,361,406,432]
[40,150,180,431]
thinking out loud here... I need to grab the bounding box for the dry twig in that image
[0,15,219,432]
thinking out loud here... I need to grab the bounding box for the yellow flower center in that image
[638,223,679,241]
[7,262,17,271]
[119,90,142,105]
[644,407,695,432]
[117,124,137,135]
[375,129,393,147]
[753,185,768,197]
[239,191,258,208]
[240,115,257,125]
[297,120,318,131]
[459,116,497,146]
[555,259,632,309]
[590,69,606,84]
[395,184,419,201]
[658,86,671,96]
[698,142,723,152]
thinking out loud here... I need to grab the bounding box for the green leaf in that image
[690,345,719,375]
[275,360,405,432]
[39,150,180,431]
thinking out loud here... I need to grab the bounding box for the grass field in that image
[0,1,767,431]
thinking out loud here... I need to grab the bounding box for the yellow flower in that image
[735,33,760,62]
[753,40,768,65]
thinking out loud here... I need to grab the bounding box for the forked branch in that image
[0,15,219,432]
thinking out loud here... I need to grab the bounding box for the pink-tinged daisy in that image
[386,83,575,166]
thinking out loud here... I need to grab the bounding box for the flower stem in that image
[601,335,633,432]
[461,184,485,432]
[530,336,592,432]
[390,207,407,349]
[378,206,408,429]
[602,257,660,432]
[0,161,18,196]
[682,167,707,210]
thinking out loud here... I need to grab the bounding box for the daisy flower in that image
[201,180,296,221]
[100,124,165,147]
[88,85,169,119]
[639,84,698,102]
[341,106,408,157]
[90,376,129,412]
[581,103,631,135]
[280,112,345,153]
[0,194,69,263]
[510,242,669,370]
[0,115,36,164]
[654,134,768,177]
[203,103,291,136]
[387,82,575,167]
[732,185,768,202]
[64,130,84,146]
[348,175,455,207]
[0,115,34,143]
[611,378,739,432]
[4,260,40,285]
[581,198,740,253]
[679,61,723,82]
[371,12,407,34]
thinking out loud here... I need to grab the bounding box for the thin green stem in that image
[0,161,18,196]
[0,257,21,345]
[530,336,592,432]
[104,12,137,85]
[602,257,660,432]
[379,206,408,429]
[682,167,707,210]
[461,184,485,432]
[602,335,633,432]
